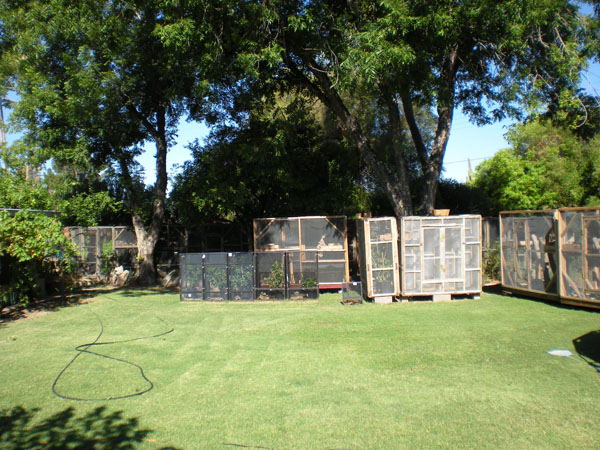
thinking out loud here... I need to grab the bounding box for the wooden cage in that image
[499,210,558,301]
[356,217,400,302]
[399,215,482,300]
[557,207,600,308]
[65,226,138,276]
[500,207,600,309]
[253,216,349,289]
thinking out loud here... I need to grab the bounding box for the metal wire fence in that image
[180,251,319,301]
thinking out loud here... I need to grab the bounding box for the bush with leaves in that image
[0,210,77,306]
[483,242,501,283]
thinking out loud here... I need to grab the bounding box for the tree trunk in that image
[285,56,413,217]
[131,213,158,285]
[417,45,460,215]
[417,106,453,215]
[119,106,169,285]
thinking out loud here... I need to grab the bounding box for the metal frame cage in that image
[180,251,319,301]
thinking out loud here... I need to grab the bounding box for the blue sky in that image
[140,59,600,187]
[136,108,513,188]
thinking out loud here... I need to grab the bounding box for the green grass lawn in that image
[1,290,599,449]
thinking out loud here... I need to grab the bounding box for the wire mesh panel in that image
[203,253,229,301]
[255,252,287,300]
[399,215,482,297]
[254,251,319,300]
[253,216,349,288]
[500,211,558,300]
[287,251,319,300]
[229,252,255,300]
[180,253,205,300]
[356,217,399,299]
[557,208,600,307]
[180,252,255,301]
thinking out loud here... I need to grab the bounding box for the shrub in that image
[483,241,500,283]
[0,210,77,306]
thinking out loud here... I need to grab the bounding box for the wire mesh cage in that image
[253,216,349,289]
[255,251,286,300]
[229,252,255,300]
[356,217,400,300]
[341,281,363,304]
[180,253,205,300]
[180,252,255,301]
[557,208,600,307]
[500,207,600,309]
[180,251,319,301]
[500,210,558,300]
[255,251,319,300]
[399,215,482,298]
[65,226,138,276]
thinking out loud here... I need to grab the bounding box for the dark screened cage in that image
[255,251,319,301]
[180,251,318,301]
[229,252,255,300]
[253,216,349,289]
[180,252,254,301]
[399,215,482,299]
[500,210,558,301]
[180,253,205,300]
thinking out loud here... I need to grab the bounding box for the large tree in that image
[471,120,600,213]
[230,0,586,216]
[170,91,370,230]
[0,0,225,283]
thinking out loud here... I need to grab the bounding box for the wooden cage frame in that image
[356,216,400,301]
[399,215,483,300]
[500,207,600,310]
[253,216,350,289]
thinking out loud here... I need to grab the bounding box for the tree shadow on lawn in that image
[0,405,179,449]
[0,293,91,324]
[1,286,177,325]
[117,287,178,298]
[573,330,600,373]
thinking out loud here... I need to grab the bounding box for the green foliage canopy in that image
[0,0,228,282]
[0,209,76,305]
[231,0,587,216]
[471,120,600,213]
[170,93,370,226]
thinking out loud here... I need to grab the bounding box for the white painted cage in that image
[399,215,482,298]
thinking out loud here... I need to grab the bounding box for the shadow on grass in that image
[573,330,600,372]
[1,286,178,325]
[118,287,178,298]
[0,294,88,324]
[0,405,178,449]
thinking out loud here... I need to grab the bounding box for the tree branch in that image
[399,88,429,174]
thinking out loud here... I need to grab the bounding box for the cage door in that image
[367,219,399,296]
[422,226,463,284]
